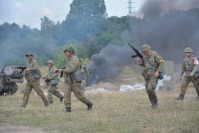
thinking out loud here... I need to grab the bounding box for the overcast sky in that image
[0,0,143,29]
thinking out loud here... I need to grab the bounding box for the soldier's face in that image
[47,63,53,68]
[27,55,33,61]
[65,51,72,57]
[143,50,150,56]
[185,52,192,57]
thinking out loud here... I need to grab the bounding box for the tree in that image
[40,16,55,37]
[62,0,107,41]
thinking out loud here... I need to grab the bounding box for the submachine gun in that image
[128,43,143,59]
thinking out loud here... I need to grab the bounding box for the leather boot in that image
[60,97,63,103]
[44,102,49,107]
[151,101,158,109]
[175,94,184,101]
[65,107,71,112]
[87,102,93,111]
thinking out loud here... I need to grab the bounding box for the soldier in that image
[21,52,49,108]
[175,47,199,100]
[57,45,93,112]
[43,60,63,104]
[80,63,89,93]
[137,44,164,109]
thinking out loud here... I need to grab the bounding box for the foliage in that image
[0,0,131,67]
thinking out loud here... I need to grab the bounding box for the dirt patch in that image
[0,124,45,133]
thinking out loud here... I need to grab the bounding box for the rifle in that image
[54,67,65,78]
[15,66,27,74]
[128,43,143,59]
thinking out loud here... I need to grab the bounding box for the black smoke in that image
[87,0,199,85]
[87,44,134,85]
[133,0,199,61]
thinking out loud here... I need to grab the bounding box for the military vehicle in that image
[0,65,26,96]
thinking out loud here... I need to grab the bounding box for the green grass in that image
[0,84,199,133]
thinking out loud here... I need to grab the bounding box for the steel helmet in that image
[184,47,193,53]
[141,44,151,52]
[25,52,34,57]
[47,60,54,64]
[63,45,76,54]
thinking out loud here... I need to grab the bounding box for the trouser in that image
[145,76,158,104]
[64,81,91,108]
[180,75,199,96]
[47,85,63,102]
[22,80,48,106]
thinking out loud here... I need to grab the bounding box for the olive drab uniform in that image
[178,56,199,99]
[62,54,93,112]
[140,51,164,106]
[21,59,49,107]
[45,66,63,104]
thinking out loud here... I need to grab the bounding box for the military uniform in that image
[45,60,63,104]
[62,45,93,112]
[21,53,49,107]
[176,47,199,100]
[139,44,164,108]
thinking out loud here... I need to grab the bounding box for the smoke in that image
[87,44,134,85]
[134,0,199,61]
[87,0,199,85]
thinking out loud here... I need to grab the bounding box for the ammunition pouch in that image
[34,70,41,80]
[50,77,59,85]
[72,69,85,82]
[193,71,199,79]
[158,72,164,80]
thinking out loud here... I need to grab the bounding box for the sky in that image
[0,0,143,29]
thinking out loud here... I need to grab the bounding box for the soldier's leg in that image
[146,81,158,104]
[64,82,72,108]
[51,85,63,99]
[47,85,54,104]
[180,76,190,97]
[72,82,93,110]
[32,82,49,106]
[191,78,199,98]
[21,82,32,107]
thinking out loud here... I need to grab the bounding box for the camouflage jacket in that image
[140,51,164,76]
[25,59,40,81]
[180,55,199,76]
[62,55,80,82]
[46,66,58,80]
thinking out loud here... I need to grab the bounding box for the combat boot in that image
[44,102,49,107]
[49,101,53,104]
[151,101,158,109]
[20,105,26,108]
[175,94,184,101]
[65,107,71,112]
[87,102,93,111]
[60,96,63,103]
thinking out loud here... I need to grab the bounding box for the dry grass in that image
[0,82,199,133]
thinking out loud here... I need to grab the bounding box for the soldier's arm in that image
[154,54,164,72]
[48,68,59,79]
[180,60,186,77]
[192,57,199,74]
[62,57,79,73]
[137,58,145,67]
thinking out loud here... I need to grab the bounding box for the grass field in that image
[0,82,199,133]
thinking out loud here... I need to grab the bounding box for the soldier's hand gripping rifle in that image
[54,67,66,78]
[128,43,143,59]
